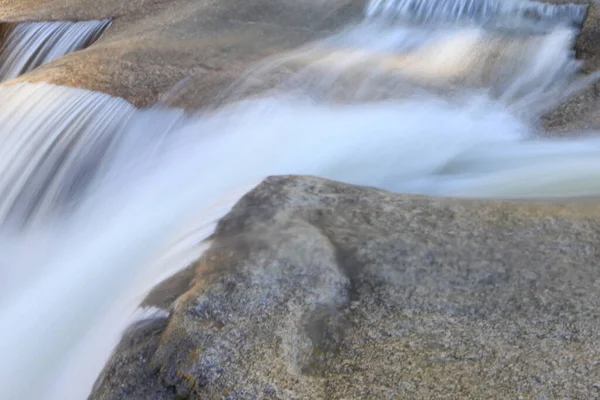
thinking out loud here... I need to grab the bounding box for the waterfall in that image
[222,24,591,117]
[366,0,588,30]
[0,83,138,226]
[0,20,110,82]
[0,0,599,399]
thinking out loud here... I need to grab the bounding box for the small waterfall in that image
[0,0,599,399]
[0,83,136,226]
[0,20,110,82]
[221,25,591,119]
[366,0,588,30]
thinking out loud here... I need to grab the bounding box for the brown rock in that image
[2,0,599,128]
[3,1,600,398]
[3,0,365,108]
[92,176,600,399]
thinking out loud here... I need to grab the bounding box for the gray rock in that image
[92,176,600,399]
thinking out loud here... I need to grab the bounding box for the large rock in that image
[1,0,599,129]
[542,0,600,131]
[92,176,600,399]
[1,1,599,396]
[3,0,364,109]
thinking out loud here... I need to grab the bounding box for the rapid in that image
[0,0,599,398]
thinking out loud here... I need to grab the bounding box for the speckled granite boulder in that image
[91,176,600,399]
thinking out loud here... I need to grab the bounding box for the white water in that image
[0,20,110,82]
[367,0,588,29]
[0,0,599,399]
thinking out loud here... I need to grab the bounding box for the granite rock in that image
[92,176,600,399]
[1,0,599,130]
[2,1,600,398]
[2,0,364,109]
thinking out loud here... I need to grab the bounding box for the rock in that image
[3,0,365,109]
[92,176,600,399]
[541,0,600,132]
[1,1,599,396]
[2,0,600,129]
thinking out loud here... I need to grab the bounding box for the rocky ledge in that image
[2,0,364,109]
[0,0,599,130]
[92,176,600,399]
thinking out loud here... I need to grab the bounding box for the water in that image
[0,0,599,398]
[0,83,136,226]
[366,0,588,30]
[0,20,110,82]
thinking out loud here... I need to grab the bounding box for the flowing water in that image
[1,0,600,398]
[0,20,110,82]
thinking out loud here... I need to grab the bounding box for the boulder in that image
[1,0,599,130]
[92,176,600,399]
[3,1,600,398]
[3,0,364,109]
[542,0,600,131]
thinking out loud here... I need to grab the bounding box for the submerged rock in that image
[92,176,600,399]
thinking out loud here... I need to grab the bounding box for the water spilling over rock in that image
[222,24,591,116]
[0,0,599,399]
[0,20,110,82]
[366,0,588,30]
[0,83,137,225]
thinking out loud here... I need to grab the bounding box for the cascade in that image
[0,20,110,82]
[0,0,598,398]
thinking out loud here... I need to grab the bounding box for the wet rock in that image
[541,0,600,131]
[2,0,364,109]
[2,0,599,129]
[92,176,600,399]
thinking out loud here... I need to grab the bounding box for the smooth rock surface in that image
[2,0,365,109]
[92,176,600,399]
[0,0,599,129]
